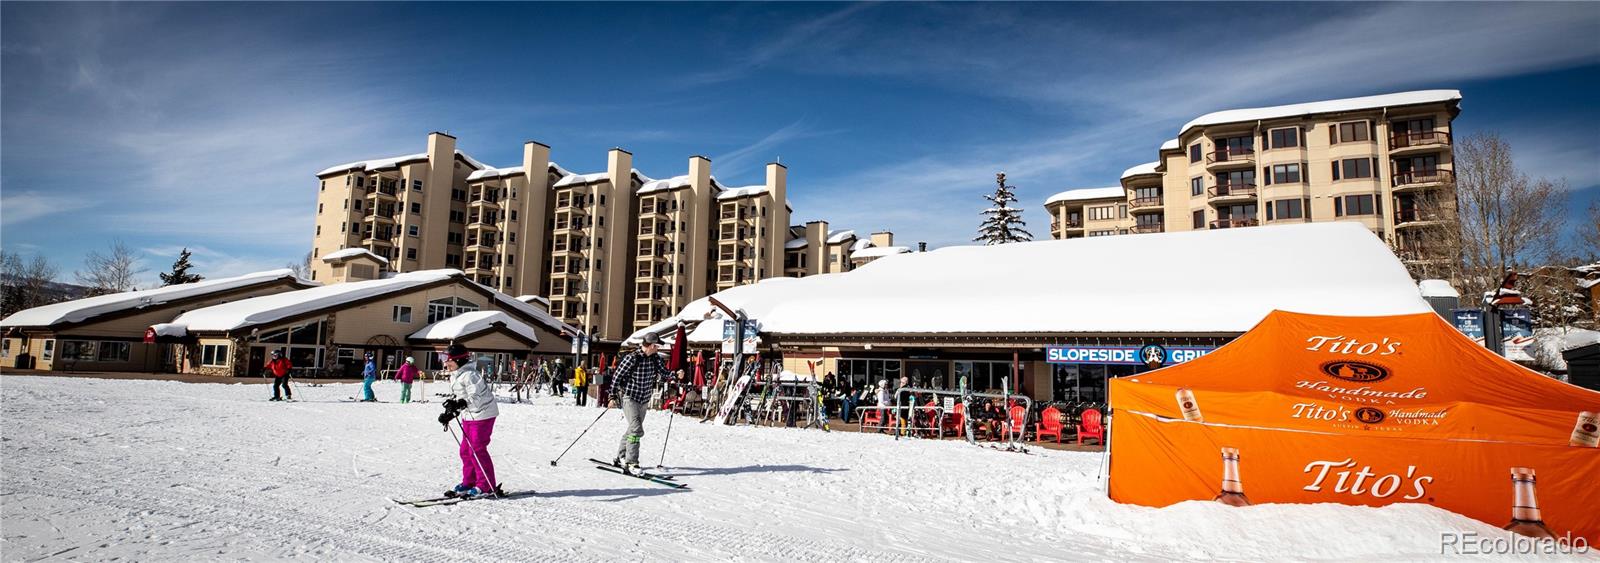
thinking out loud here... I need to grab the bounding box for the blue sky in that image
[3,2,1597,285]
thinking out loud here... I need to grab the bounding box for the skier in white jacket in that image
[438,343,503,498]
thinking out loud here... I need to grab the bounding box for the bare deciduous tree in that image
[75,240,147,296]
[1582,202,1600,262]
[286,251,313,279]
[1,250,63,317]
[1448,132,1568,304]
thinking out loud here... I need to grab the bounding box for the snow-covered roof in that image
[1159,138,1179,151]
[638,174,725,195]
[466,165,522,181]
[1180,90,1462,137]
[0,269,315,329]
[169,270,460,333]
[1579,278,1600,290]
[850,246,911,259]
[552,171,610,188]
[826,230,857,244]
[320,247,389,265]
[317,150,483,177]
[627,222,1430,344]
[717,185,767,200]
[515,295,550,307]
[1120,161,1160,180]
[850,238,874,253]
[409,310,540,345]
[1418,279,1460,299]
[1045,186,1125,206]
[785,238,808,250]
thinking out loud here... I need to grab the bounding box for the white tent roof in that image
[1179,90,1461,137]
[0,269,314,328]
[409,310,539,345]
[626,222,1431,344]
[1045,186,1124,205]
[320,247,389,265]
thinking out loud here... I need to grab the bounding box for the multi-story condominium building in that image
[312,133,884,344]
[1045,90,1461,267]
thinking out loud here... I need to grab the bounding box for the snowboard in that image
[714,374,754,425]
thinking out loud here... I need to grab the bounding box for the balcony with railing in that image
[1130,223,1164,234]
[1208,218,1259,229]
[1394,208,1449,227]
[1391,169,1454,189]
[368,180,399,200]
[1389,130,1451,152]
[1207,183,1258,201]
[1205,147,1256,168]
[1128,196,1163,211]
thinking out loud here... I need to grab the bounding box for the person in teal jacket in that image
[361,352,378,402]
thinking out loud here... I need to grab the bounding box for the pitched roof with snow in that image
[317,150,484,177]
[638,174,726,195]
[409,310,540,345]
[467,162,573,182]
[169,270,461,333]
[320,247,389,265]
[1179,90,1461,137]
[716,185,769,200]
[1160,138,1180,151]
[1121,161,1161,180]
[0,270,315,329]
[1045,186,1125,206]
[850,238,874,253]
[552,171,610,188]
[826,230,857,244]
[850,246,911,259]
[627,222,1431,344]
[785,238,808,250]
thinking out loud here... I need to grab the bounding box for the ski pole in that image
[550,406,610,466]
[657,403,676,469]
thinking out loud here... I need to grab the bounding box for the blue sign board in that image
[1451,309,1484,340]
[1046,345,1215,366]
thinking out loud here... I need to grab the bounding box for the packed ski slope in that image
[3,376,1512,561]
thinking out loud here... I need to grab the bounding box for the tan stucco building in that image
[311,133,889,345]
[1046,89,1461,269]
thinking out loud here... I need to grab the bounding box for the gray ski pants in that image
[616,397,647,465]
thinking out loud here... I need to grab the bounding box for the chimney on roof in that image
[918,242,927,252]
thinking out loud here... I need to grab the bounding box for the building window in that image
[97,341,131,362]
[1332,120,1371,144]
[1118,204,1128,218]
[201,344,229,367]
[427,297,480,324]
[341,222,347,233]
[412,179,423,191]
[1192,210,1205,229]
[836,358,903,389]
[411,203,421,214]
[1190,177,1203,197]
[408,225,420,237]
[393,305,412,323]
[406,248,417,260]
[1088,230,1117,237]
[510,210,518,222]
[1332,158,1375,180]
[318,203,324,214]
[41,339,54,361]
[1267,163,1302,185]
[1335,194,1378,217]
[316,226,322,236]
[354,200,363,211]
[61,340,97,362]
[1268,198,1305,221]
[1189,143,1202,163]
[1269,127,1300,149]
[1087,206,1116,221]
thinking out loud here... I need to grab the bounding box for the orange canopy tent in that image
[1109,311,1600,541]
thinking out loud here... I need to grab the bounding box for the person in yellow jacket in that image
[572,361,589,407]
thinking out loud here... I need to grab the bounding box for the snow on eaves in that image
[1160,138,1179,151]
[317,150,484,177]
[320,247,389,265]
[409,310,540,345]
[785,238,808,250]
[638,175,727,195]
[826,230,857,244]
[1045,186,1124,206]
[1418,279,1460,299]
[850,246,910,259]
[467,162,574,182]
[1180,90,1461,137]
[169,270,460,333]
[716,185,768,200]
[630,222,1430,344]
[1121,161,1160,180]
[470,280,578,337]
[0,269,314,328]
[850,238,874,253]
[552,171,610,188]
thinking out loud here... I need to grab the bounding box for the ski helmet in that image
[444,342,471,362]
[405,356,415,364]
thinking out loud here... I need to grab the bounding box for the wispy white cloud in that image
[713,119,838,178]
[0,191,99,224]
[678,3,879,87]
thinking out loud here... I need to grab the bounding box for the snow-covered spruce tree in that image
[159,247,204,286]
[974,172,1033,245]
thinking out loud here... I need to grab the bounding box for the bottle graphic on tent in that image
[1176,387,1203,422]
[1214,447,1250,507]
[1504,467,1555,539]
[1571,411,1599,447]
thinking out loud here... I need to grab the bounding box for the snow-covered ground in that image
[1,376,1536,561]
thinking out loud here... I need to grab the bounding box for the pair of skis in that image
[393,489,538,508]
[589,458,687,489]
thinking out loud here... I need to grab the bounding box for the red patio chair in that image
[860,407,886,430]
[942,402,966,438]
[1001,405,1029,442]
[1077,408,1105,445]
[1035,406,1065,443]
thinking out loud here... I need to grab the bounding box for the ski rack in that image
[897,387,1032,449]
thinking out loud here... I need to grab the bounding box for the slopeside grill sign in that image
[1046,344,1215,366]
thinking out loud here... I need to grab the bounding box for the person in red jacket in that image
[266,350,293,401]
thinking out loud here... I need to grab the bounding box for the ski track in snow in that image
[1,376,1534,561]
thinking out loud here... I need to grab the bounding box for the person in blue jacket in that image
[361,352,378,402]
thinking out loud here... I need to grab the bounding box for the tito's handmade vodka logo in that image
[1301,458,1434,500]
[1304,335,1402,356]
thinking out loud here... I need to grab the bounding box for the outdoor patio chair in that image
[1077,408,1105,445]
[1036,406,1065,443]
[1001,405,1029,442]
[942,402,966,438]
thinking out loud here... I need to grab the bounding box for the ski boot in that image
[444,483,472,498]
[623,463,643,476]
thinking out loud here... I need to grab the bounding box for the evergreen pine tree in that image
[159,247,204,286]
[974,172,1033,245]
